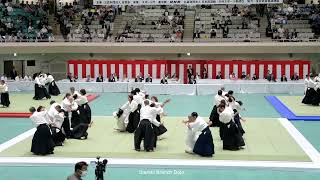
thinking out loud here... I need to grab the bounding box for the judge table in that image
[7,79,304,95]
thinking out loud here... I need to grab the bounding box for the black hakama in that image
[152,114,167,148]
[71,123,89,139]
[33,84,51,100]
[31,124,55,155]
[134,119,155,151]
[70,103,91,139]
[233,111,245,135]
[0,92,10,107]
[78,103,92,124]
[62,111,72,138]
[209,105,221,127]
[71,110,81,128]
[153,114,167,136]
[302,88,317,105]
[311,89,320,106]
[221,121,245,150]
[48,81,60,96]
[193,127,215,157]
[50,127,65,146]
[126,107,140,133]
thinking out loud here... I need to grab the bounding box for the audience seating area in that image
[0,2,319,43]
[115,6,185,42]
[193,5,261,42]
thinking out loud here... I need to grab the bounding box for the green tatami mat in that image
[0,117,310,162]
[0,118,33,144]
[277,96,320,116]
[91,93,280,118]
[0,93,64,113]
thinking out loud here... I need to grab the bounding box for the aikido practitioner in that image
[134,100,163,152]
[149,96,170,139]
[61,93,74,138]
[218,103,245,150]
[209,90,224,127]
[0,80,10,107]
[126,89,143,133]
[29,106,55,155]
[47,100,65,146]
[302,74,317,105]
[47,73,61,96]
[183,112,214,157]
[72,89,91,139]
[228,97,246,135]
[70,87,81,97]
[33,73,51,100]
[113,95,133,132]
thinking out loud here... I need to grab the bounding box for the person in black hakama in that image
[149,96,170,140]
[302,75,317,105]
[218,104,245,151]
[72,89,91,139]
[33,73,51,100]
[47,74,60,96]
[29,106,55,155]
[126,94,140,133]
[47,101,66,146]
[134,100,163,152]
[0,80,10,107]
[209,90,225,127]
[228,97,246,135]
[61,93,74,138]
[183,112,214,157]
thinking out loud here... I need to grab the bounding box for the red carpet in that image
[0,94,99,118]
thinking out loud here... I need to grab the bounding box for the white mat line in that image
[0,157,318,169]
[0,128,35,153]
[278,118,320,164]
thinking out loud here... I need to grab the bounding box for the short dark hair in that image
[29,107,36,113]
[191,112,198,118]
[236,100,243,106]
[151,96,158,102]
[50,100,56,105]
[74,161,88,172]
[218,90,222,95]
[130,90,136,95]
[134,88,140,93]
[37,106,44,112]
[80,89,86,95]
[144,100,150,106]
[228,90,234,95]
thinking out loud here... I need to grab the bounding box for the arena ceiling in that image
[0,42,319,54]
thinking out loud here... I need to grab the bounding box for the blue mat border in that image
[265,96,320,121]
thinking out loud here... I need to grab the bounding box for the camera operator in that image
[67,161,88,180]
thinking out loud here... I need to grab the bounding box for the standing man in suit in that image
[10,66,18,80]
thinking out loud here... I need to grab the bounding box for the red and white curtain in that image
[68,60,310,83]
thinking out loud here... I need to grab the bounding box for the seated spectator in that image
[291,73,299,81]
[281,75,288,82]
[240,72,246,79]
[229,72,236,80]
[245,74,251,80]
[210,28,217,38]
[135,73,144,82]
[109,74,116,82]
[160,76,168,84]
[96,74,104,82]
[85,75,91,82]
[252,74,258,80]
[145,74,152,83]
[216,71,222,79]
[188,75,196,84]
